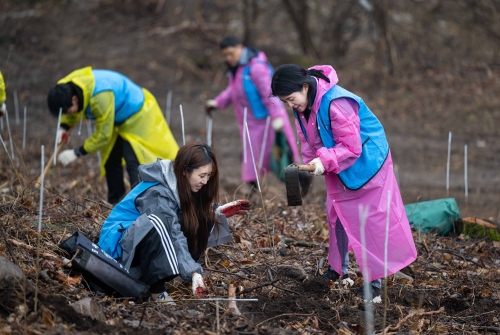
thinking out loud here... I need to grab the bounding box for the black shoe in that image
[321,268,341,282]
[298,171,313,197]
[357,285,381,303]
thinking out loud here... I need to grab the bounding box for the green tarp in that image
[404,198,461,235]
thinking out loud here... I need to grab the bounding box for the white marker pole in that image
[5,108,14,160]
[179,105,185,145]
[464,144,468,204]
[446,131,452,197]
[93,124,101,167]
[54,108,62,165]
[14,90,19,125]
[0,134,11,161]
[206,115,213,146]
[258,116,271,171]
[359,204,374,335]
[38,145,45,233]
[23,106,27,150]
[244,121,261,193]
[382,191,391,332]
[77,114,83,135]
[243,107,248,164]
[166,90,172,125]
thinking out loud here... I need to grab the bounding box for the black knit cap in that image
[47,83,76,117]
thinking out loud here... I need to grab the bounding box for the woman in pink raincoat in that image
[206,36,308,191]
[271,64,417,301]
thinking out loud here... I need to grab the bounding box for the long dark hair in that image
[271,64,330,108]
[174,142,219,255]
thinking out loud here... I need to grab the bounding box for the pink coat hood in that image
[308,65,339,113]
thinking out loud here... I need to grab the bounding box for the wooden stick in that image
[256,313,314,327]
[35,142,64,189]
[377,307,444,334]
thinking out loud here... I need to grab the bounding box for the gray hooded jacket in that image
[119,160,202,282]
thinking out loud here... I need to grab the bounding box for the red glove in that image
[192,273,208,297]
[57,127,70,144]
[216,200,251,218]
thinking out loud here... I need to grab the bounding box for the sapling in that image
[54,108,62,165]
[166,90,172,125]
[258,116,271,172]
[446,131,452,196]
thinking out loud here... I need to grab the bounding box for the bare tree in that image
[321,1,361,58]
[281,0,319,59]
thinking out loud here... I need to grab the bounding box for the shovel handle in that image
[296,164,316,172]
[34,142,65,189]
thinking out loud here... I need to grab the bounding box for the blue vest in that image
[294,85,389,190]
[242,61,274,119]
[98,181,159,258]
[85,70,145,124]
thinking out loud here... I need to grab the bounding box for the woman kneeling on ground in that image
[271,64,417,302]
[98,142,250,302]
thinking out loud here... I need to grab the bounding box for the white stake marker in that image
[54,108,62,165]
[166,90,172,125]
[244,121,261,193]
[464,144,468,202]
[446,131,452,196]
[258,116,271,172]
[93,124,101,167]
[38,145,45,233]
[77,114,83,136]
[243,107,248,164]
[23,106,27,150]
[382,191,392,331]
[206,115,213,146]
[384,191,391,279]
[0,134,11,161]
[359,204,374,335]
[14,90,20,125]
[5,108,14,160]
[179,105,185,145]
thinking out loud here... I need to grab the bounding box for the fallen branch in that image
[256,313,314,327]
[377,307,445,334]
[7,238,71,267]
[434,249,482,267]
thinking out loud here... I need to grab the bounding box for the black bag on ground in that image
[59,232,149,298]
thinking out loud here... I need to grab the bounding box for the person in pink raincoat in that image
[206,36,310,192]
[271,64,417,302]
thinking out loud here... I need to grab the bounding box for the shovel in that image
[285,164,315,206]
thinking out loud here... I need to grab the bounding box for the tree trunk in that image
[281,0,319,60]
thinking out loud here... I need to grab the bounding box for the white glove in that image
[0,103,6,117]
[271,117,284,131]
[205,99,217,109]
[309,157,325,175]
[57,127,69,144]
[205,99,218,115]
[58,149,78,166]
[192,273,208,297]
